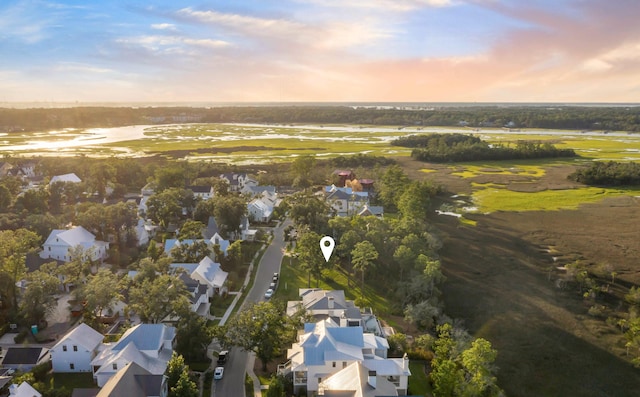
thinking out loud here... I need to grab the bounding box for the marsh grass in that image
[473,186,640,212]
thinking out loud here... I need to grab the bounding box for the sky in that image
[1,0,639,103]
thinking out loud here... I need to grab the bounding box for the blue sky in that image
[1,0,639,102]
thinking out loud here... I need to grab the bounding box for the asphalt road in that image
[213,218,292,397]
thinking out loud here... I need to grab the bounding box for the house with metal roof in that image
[90,324,175,387]
[318,361,399,397]
[40,226,109,263]
[96,362,167,397]
[280,319,409,396]
[51,323,104,373]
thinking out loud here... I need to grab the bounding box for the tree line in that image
[569,161,640,186]
[392,133,576,162]
[2,104,640,132]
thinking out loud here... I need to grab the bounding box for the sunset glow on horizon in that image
[1,0,639,103]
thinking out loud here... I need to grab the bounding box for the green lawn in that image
[408,361,431,397]
[278,256,394,323]
[209,293,236,317]
[52,373,97,389]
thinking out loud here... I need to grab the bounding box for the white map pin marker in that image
[320,236,335,262]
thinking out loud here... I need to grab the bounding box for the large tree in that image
[175,311,214,362]
[128,274,190,323]
[84,269,122,318]
[0,229,41,313]
[212,195,246,238]
[290,155,316,188]
[351,240,378,296]
[146,188,183,229]
[221,301,302,371]
[20,268,60,326]
[295,230,327,288]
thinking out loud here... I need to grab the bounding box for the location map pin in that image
[319,236,335,262]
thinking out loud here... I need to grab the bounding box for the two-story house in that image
[286,289,383,334]
[96,362,168,397]
[91,324,175,387]
[51,323,104,373]
[280,319,410,396]
[40,226,109,263]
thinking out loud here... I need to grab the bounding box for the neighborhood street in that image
[213,218,292,397]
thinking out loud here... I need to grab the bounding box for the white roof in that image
[52,323,104,352]
[43,226,96,247]
[363,357,410,377]
[50,173,81,185]
[195,257,228,288]
[9,382,42,397]
[319,362,399,397]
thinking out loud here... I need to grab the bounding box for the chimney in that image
[328,296,334,309]
[368,371,377,388]
[403,353,409,370]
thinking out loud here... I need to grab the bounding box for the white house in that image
[40,226,109,262]
[187,185,214,201]
[8,382,42,397]
[318,361,399,397]
[96,361,168,397]
[91,324,175,387]
[51,323,104,373]
[286,289,384,335]
[49,173,82,185]
[324,186,369,217]
[171,256,228,297]
[280,319,410,396]
[220,173,258,192]
[248,198,273,223]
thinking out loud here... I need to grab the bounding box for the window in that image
[342,362,347,368]
[332,362,336,368]
[62,345,67,352]
[318,377,322,383]
[69,363,75,370]
[73,345,78,352]
[48,247,51,251]
[112,363,117,370]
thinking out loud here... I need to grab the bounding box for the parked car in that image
[214,366,224,380]
[217,350,228,366]
[264,288,274,299]
[269,282,277,290]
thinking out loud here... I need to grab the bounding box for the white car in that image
[214,366,224,380]
[264,288,274,299]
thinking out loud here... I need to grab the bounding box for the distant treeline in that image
[569,161,640,186]
[392,133,577,163]
[1,105,640,132]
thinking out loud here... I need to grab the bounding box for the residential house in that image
[357,205,384,218]
[164,234,228,258]
[1,348,49,372]
[40,226,109,263]
[219,173,257,192]
[8,382,42,397]
[332,170,356,187]
[0,161,14,177]
[360,179,375,194]
[134,219,157,246]
[248,198,272,223]
[287,289,384,335]
[138,183,155,215]
[91,324,175,387]
[187,185,214,201]
[324,186,369,217]
[8,161,37,179]
[50,173,82,185]
[176,271,209,315]
[96,361,168,397]
[171,256,228,297]
[280,319,409,396]
[318,361,399,396]
[51,323,104,373]
[241,184,276,197]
